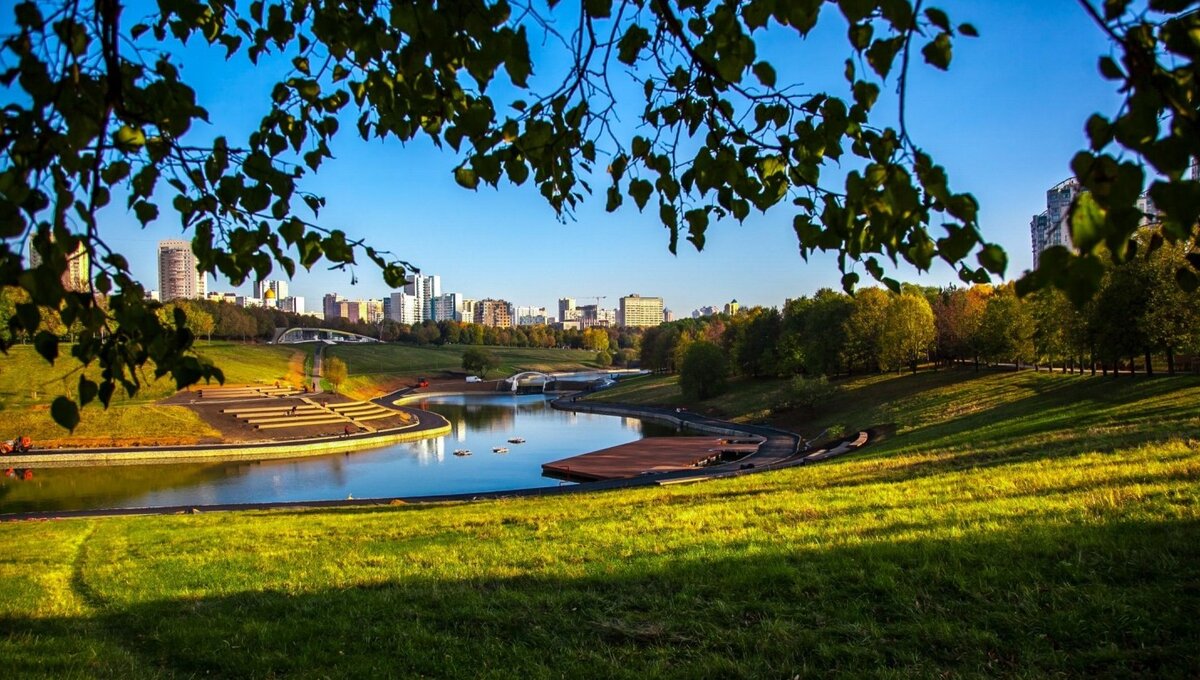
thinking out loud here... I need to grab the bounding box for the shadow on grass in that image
[3,518,1197,677]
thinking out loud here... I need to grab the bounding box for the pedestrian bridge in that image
[274,328,381,344]
[503,371,553,392]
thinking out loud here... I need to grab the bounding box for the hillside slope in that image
[0,370,1197,676]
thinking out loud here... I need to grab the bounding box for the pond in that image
[0,395,678,514]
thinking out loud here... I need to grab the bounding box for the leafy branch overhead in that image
[1,0,1198,430]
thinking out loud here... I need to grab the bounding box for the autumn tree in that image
[842,287,891,373]
[975,287,1035,369]
[878,293,935,374]
[323,356,348,394]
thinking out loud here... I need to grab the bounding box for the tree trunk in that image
[1167,346,1176,375]
[1145,348,1153,376]
[974,355,980,372]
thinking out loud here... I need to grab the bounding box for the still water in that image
[0,395,676,514]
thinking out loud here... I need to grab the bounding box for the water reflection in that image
[0,395,674,513]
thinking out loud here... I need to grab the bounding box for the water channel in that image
[0,395,679,514]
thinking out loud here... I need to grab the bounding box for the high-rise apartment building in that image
[473,299,513,327]
[516,306,550,326]
[158,240,207,300]
[1030,177,1161,268]
[280,296,305,315]
[323,293,345,319]
[558,298,580,322]
[723,299,740,316]
[618,294,664,328]
[366,299,385,323]
[461,299,478,324]
[28,237,90,292]
[404,274,441,322]
[432,292,465,322]
[388,291,420,325]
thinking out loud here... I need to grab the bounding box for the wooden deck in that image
[542,437,763,482]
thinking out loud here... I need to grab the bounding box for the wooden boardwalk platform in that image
[542,437,762,483]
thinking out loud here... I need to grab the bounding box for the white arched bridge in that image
[274,328,381,344]
[503,371,553,393]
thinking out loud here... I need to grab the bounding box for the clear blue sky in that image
[23,1,1121,315]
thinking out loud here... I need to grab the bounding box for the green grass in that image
[325,344,601,398]
[0,342,309,444]
[0,369,1198,676]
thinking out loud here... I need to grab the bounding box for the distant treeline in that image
[643,241,1200,378]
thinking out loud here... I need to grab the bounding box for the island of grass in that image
[1,367,1196,676]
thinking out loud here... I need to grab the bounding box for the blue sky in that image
[13,1,1122,315]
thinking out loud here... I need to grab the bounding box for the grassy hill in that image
[0,342,309,445]
[0,369,1197,675]
[324,344,601,398]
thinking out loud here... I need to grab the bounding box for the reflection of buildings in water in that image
[621,417,639,431]
[455,417,467,443]
[409,436,446,464]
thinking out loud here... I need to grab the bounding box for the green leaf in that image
[921,33,952,71]
[924,8,950,31]
[78,376,98,406]
[1098,56,1123,80]
[976,243,1007,276]
[584,0,613,19]
[51,396,80,432]
[133,200,159,226]
[1069,192,1105,252]
[34,330,58,363]
[957,23,978,37]
[629,179,653,210]
[617,25,651,65]
[454,166,479,190]
[752,61,777,88]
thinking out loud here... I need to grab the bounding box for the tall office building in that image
[618,294,664,328]
[158,240,207,300]
[474,299,513,328]
[404,274,441,322]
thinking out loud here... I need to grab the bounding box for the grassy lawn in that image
[0,369,1197,675]
[0,342,309,445]
[325,344,601,399]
